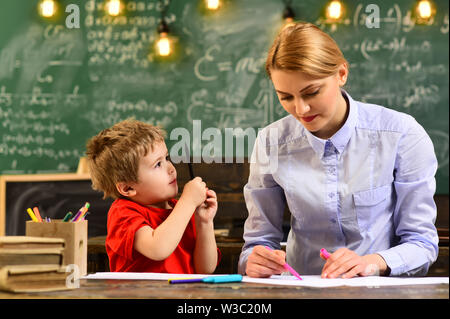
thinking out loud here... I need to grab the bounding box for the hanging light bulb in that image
[156,34,171,57]
[415,0,436,22]
[153,0,177,59]
[206,0,220,10]
[39,0,57,18]
[105,0,122,16]
[417,0,432,18]
[326,0,343,20]
[156,19,172,57]
[282,4,296,29]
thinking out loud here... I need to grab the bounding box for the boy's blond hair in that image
[86,119,166,199]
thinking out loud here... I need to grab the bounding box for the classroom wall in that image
[0,0,448,193]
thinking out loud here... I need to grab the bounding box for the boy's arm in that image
[193,219,218,274]
[134,198,197,261]
[193,189,218,274]
[134,177,206,261]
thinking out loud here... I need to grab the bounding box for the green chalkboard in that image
[0,0,448,193]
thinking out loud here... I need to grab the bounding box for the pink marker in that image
[320,248,331,259]
[265,246,302,280]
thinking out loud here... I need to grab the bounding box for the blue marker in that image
[202,274,242,283]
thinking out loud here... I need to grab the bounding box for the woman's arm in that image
[376,120,439,276]
[238,130,287,276]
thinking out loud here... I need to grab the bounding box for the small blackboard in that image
[0,174,112,237]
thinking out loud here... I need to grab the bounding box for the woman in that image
[238,22,438,278]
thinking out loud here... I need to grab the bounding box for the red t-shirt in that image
[106,198,198,273]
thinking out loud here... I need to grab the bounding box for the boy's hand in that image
[195,189,217,224]
[180,177,207,208]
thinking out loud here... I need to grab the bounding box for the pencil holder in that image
[25,220,88,276]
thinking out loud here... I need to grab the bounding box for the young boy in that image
[86,119,219,273]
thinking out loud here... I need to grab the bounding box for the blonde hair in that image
[86,119,166,199]
[266,22,348,79]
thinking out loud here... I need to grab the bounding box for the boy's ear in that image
[116,182,137,198]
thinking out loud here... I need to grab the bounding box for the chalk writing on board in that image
[253,79,277,126]
[357,84,441,112]
[85,0,176,68]
[81,92,177,130]
[194,45,221,82]
[187,88,266,130]
[194,45,266,82]
[193,45,236,82]
[339,37,433,60]
[441,14,449,34]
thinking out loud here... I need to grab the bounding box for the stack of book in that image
[0,236,74,293]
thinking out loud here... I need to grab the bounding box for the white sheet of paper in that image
[83,272,448,288]
[242,275,449,288]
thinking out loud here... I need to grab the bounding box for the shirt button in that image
[330,218,336,223]
[328,193,335,198]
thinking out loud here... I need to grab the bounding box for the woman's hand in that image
[246,245,286,278]
[320,247,387,279]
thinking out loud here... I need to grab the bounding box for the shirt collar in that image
[303,89,358,159]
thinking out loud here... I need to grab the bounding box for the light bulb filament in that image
[206,0,220,10]
[417,0,432,19]
[157,33,171,57]
[327,1,342,20]
[40,0,56,17]
[107,0,121,16]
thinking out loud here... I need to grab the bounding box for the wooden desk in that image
[0,278,448,299]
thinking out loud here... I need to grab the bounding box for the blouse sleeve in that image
[377,117,439,276]
[238,130,287,274]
